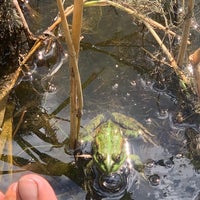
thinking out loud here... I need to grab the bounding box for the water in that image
[1,1,200,199]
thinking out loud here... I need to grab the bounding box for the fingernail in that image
[18,178,38,200]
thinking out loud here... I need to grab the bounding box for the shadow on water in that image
[1,1,200,200]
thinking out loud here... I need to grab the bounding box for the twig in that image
[189,48,200,101]
[84,0,190,85]
[13,0,35,39]
[84,0,178,38]
[0,67,22,103]
[177,0,194,67]
[141,47,172,68]
[48,5,74,31]
[143,21,189,85]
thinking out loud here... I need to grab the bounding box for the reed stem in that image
[177,0,195,67]
[56,0,83,149]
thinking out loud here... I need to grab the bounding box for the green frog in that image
[78,112,156,199]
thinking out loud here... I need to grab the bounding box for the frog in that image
[77,112,156,199]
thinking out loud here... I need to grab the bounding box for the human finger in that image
[0,191,5,200]
[16,174,57,200]
[4,182,17,200]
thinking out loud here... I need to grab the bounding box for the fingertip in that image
[0,191,5,200]
[17,178,38,200]
[4,182,17,200]
[18,174,57,200]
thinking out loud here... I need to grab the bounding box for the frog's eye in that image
[112,154,121,163]
[96,152,105,162]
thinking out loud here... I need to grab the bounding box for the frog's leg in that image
[80,114,105,142]
[83,160,94,194]
[129,154,148,183]
[129,154,143,169]
[111,112,156,145]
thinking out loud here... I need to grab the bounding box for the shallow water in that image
[1,1,200,199]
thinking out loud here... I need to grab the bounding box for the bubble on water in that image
[152,82,167,93]
[99,173,124,192]
[178,7,183,13]
[46,82,57,93]
[92,169,128,199]
[177,35,182,44]
[161,57,166,62]
[164,158,174,169]
[148,174,160,186]
[185,63,194,75]
[146,80,152,86]
[156,158,174,169]
[20,63,37,82]
[145,118,152,125]
[175,153,183,159]
[145,159,156,168]
[130,80,136,86]
[38,50,43,60]
[156,109,169,119]
[31,40,67,79]
[112,83,119,90]
[193,24,198,29]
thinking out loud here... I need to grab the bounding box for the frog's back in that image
[94,120,124,154]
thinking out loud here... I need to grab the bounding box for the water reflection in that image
[1,2,200,200]
[86,165,133,200]
[20,37,68,93]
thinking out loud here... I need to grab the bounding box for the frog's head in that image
[93,121,127,174]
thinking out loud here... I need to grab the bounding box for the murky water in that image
[1,1,200,199]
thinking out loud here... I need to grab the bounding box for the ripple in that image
[151,82,167,93]
[175,153,184,159]
[42,82,57,93]
[169,114,197,131]
[145,159,156,168]
[90,165,134,199]
[156,109,169,119]
[148,174,160,186]
[164,158,174,169]
[156,158,174,169]
[99,173,124,192]
[20,39,67,84]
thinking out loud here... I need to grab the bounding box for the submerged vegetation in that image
[0,0,200,199]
